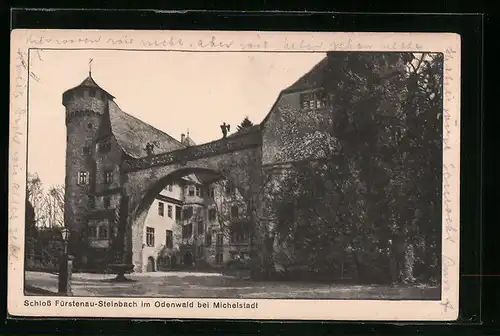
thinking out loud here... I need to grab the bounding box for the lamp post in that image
[58,227,73,296]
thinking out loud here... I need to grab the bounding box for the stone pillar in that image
[58,255,74,296]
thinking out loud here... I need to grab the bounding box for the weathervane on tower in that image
[89,58,93,76]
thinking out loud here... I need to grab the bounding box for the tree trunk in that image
[402,242,416,284]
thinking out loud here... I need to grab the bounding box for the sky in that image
[27,49,326,188]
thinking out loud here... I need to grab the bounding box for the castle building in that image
[62,71,250,272]
[62,52,358,273]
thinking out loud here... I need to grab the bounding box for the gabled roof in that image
[63,74,115,99]
[282,56,329,94]
[108,100,186,159]
[260,54,329,127]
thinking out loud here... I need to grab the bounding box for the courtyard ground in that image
[24,270,440,299]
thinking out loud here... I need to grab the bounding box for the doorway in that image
[147,256,155,272]
[183,252,193,267]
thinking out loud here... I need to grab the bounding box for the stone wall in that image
[261,91,338,166]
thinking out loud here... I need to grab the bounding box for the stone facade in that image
[63,53,339,273]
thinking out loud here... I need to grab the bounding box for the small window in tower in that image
[98,138,111,153]
[98,225,109,240]
[89,89,96,97]
[87,122,93,130]
[103,196,111,209]
[88,196,95,209]
[78,171,89,185]
[188,187,195,197]
[88,226,98,239]
[104,170,113,184]
[195,187,201,197]
[103,171,112,184]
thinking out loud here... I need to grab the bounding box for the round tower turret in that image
[62,73,114,237]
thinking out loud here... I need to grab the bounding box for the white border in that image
[9,30,461,320]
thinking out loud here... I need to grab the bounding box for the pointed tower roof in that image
[63,74,115,99]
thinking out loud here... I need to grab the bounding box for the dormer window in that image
[300,89,328,110]
[89,89,96,97]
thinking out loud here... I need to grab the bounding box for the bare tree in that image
[27,173,47,228]
[45,185,65,228]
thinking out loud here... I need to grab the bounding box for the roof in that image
[63,74,115,99]
[108,100,186,159]
[282,56,329,94]
[260,54,329,127]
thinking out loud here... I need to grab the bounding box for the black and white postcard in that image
[9,30,460,320]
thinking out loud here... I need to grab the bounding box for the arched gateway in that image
[63,52,342,275]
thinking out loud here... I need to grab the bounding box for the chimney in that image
[181,133,185,144]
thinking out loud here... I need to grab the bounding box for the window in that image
[225,185,232,195]
[209,188,215,198]
[87,122,93,130]
[208,208,217,221]
[216,233,224,246]
[103,197,111,209]
[197,220,204,235]
[195,187,201,197]
[165,230,173,248]
[300,90,328,110]
[167,205,173,218]
[78,171,89,185]
[98,225,109,240]
[183,206,193,219]
[83,146,91,155]
[104,170,113,184]
[167,184,173,191]
[188,187,195,197]
[158,202,164,217]
[89,89,96,97]
[216,252,223,264]
[231,206,239,219]
[232,227,246,243]
[182,224,192,239]
[175,206,182,220]
[88,197,95,209]
[146,227,155,247]
[205,232,212,245]
[98,138,111,153]
[88,226,98,239]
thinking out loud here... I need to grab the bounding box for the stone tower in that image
[62,71,114,255]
